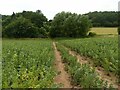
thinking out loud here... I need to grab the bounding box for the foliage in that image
[50,11,91,38]
[56,43,112,88]
[2,39,57,88]
[2,10,48,38]
[118,27,120,35]
[88,32,96,37]
[17,10,47,28]
[39,22,52,37]
[2,11,118,38]
[58,37,118,75]
[85,11,118,27]
[3,16,40,38]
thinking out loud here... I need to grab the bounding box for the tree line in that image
[85,11,118,27]
[1,10,118,38]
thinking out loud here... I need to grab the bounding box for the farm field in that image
[2,39,58,88]
[1,2,119,89]
[58,37,118,74]
[56,36,118,88]
[90,27,118,35]
[2,36,119,88]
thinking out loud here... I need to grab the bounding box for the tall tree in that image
[2,10,48,38]
[3,16,39,38]
[50,12,91,37]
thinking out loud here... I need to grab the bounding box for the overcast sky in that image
[0,0,119,20]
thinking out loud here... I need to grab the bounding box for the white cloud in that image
[0,0,119,20]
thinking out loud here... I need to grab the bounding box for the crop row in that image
[58,37,118,75]
[2,39,57,88]
[56,42,114,88]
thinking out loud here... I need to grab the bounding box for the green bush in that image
[88,32,96,37]
[118,27,120,35]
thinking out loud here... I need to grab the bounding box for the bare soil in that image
[53,42,72,88]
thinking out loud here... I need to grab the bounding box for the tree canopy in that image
[50,11,91,37]
[2,10,48,38]
[1,11,118,38]
[3,16,40,38]
[85,11,118,27]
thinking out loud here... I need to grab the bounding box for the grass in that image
[90,27,118,35]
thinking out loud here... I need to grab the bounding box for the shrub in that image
[88,32,96,37]
[118,27,120,35]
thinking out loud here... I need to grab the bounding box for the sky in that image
[0,0,119,20]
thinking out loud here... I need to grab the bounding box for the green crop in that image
[58,37,118,75]
[56,43,114,88]
[2,37,118,89]
[2,39,57,88]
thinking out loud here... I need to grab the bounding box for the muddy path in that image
[62,45,118,88]
[53,42,73,88]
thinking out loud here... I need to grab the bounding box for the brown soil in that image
[118,84,120,90]
[64,45,118,88]
[53,42,72,88]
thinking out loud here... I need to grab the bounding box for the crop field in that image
[90,27,118,35]
[2,36,119,88]
[1,3,119,89]
[2,39,58,88]
[58,37,118,74]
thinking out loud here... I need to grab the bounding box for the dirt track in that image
[53,42,72,88]
[53,42,118,88]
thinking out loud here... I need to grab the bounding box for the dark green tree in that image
[79,16,91,36]
[20,10,47,28]
[2,10,48,38]
[3,16,40,38]
[50,12,91,37]
[85,11,118,27]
